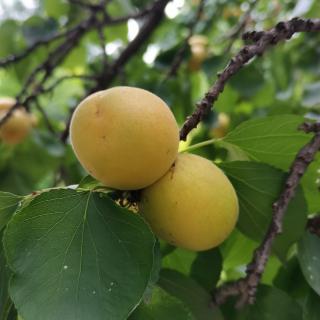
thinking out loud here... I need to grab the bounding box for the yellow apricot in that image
[0,98,33,145]
[70,87,179,190]
[140,153,238,251]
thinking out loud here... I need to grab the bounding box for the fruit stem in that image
[180,138,219,152]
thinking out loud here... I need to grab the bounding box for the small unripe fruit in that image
[70,87,179,190]
[140,153,238,251]
[0,98,33,145]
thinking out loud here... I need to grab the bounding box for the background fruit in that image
[70,86,179,190]
[0,98,34,145]
[211,112,231,138]
[188,35,209,71]
[140,153,239,251]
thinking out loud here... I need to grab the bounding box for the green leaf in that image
[22,16,58,45]
[301,156,320,213]
[251,285,303,319]
[190,249,222,291]
[229,63,265,98]
[129,286,195,320]
[239,285,303,320]
[303,289,320,320]
[220,115,310,170]
[215,85,239,113]
[78,175,104,190]
[162,248,196,275]
[220,161,308,260]
[298,231,320,296]
[142,241,162,304]
[0,230,12,320]
[4,189,155,320]
[273,257,309,300]
[43,0,68,18]
[0,192,22,232]
[0,20,21,57]
[159,269,224,320]
[221,230,257,270]
[162,248,222,291]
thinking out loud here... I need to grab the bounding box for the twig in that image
[180,18,320,140]
[214,122,320,307]
[39,75,96,96]
[163,0,206,80]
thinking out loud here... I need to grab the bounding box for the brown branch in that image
[163,0,206,80]
[60,0,170,143]
[214,122,320,307]
[180,17,320,140]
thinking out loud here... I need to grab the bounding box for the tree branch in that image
[179,17,320,140]
[214,122,320,307]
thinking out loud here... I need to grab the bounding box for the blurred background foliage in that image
[0,0,320,318]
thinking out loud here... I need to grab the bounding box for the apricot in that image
[70,87,179,190]
[0,98,33,144]
[140,153,238,251]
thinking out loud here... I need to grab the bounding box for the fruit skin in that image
[0,98,33,145]
[70,86,179,190]
[140,153,239,251]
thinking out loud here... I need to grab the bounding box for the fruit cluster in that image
[69,86,239,251]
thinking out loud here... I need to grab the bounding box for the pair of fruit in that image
[70,87,238,251]
[0,98,35,144]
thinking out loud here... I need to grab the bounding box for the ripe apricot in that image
[140,153,238,251]
[70,87,179,190]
